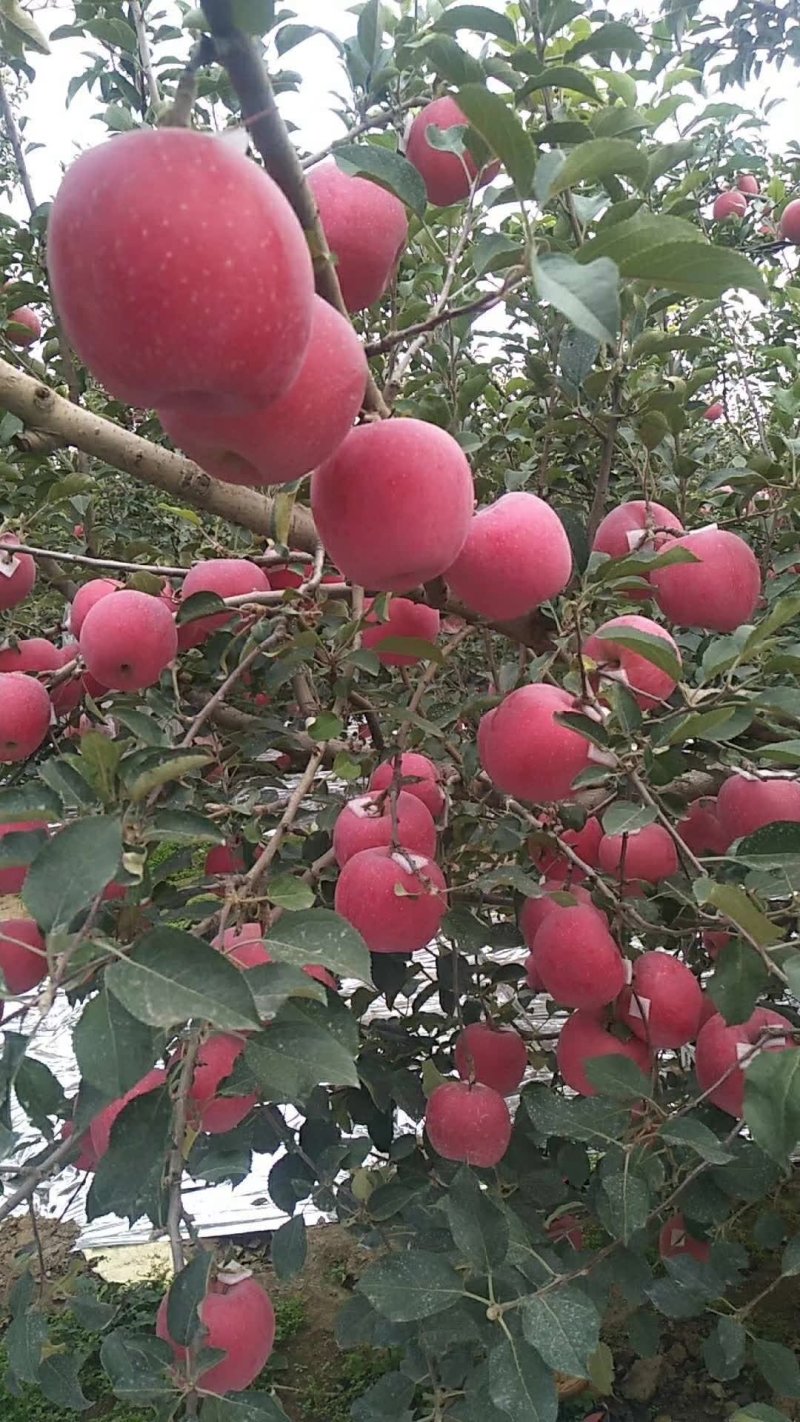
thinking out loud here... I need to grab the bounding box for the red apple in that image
[695,1008,794,1116]
[736,174,760,196]
[368,752,445,819]
[617,951,703,1049]
[713,189,747,221]
[716,773,800,843]
[478,683,593,803]
[70,579,122,636]
[79,589,177,691]
[157,296,367,486]
[213,922,335,988]
[592,500,683,560]
[361,597,441,666]
[157,1276,275,1394]
[0,535,36,611]
[529,817,603,881]
[443,492,572,621]
[454,1022,527,1096]
[519,884,600,950]
[547,1213,584,1250]
[89,1067,167,1159]
[583,614,680,710]
[678,797,729,856]
[205,843,245,880]
[703,401,724,421]
[425,1080,511,1166]
[659,1212,711,1262]
[598,823,679,886]
[534,904,625,1010]
[406,96,500,207]
[651,527,761,633]
[0,820,47,895]
[50,646,83,717]
[311,418,475,593]
[48,129,314,412]
[0,674,52,761]
[557,1010,651,1096]
[183,1033,257,1135]
[307,162,408,312]
[5,304,41,346]
[334,846,446,953]
[60,1119,100,1173]
[332,789,437,867]
[702,929,731,960]
[779,198,800,243]
[0,919,47,994]
[179,558,270,645]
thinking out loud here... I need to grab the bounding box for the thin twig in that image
[365,269,525,357]
[166,1030,203,1274]
[0,1131,84,1226]
[178,619,287,747]
[130,0,162,113]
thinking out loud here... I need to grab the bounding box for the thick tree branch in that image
[0,1131,83,1226]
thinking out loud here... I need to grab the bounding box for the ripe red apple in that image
[651,527,761,633]
[0,820,47,895]
[592,500,683,560]
[0,674,52,761]
[0,919,47,994]
[310,419,475,593]
[61,1119,100,1173]
[703,401,724,421]
[334,846,446,953]
[529,817,603,881]
[702,929,731,960]
[716,773,800,843]
[307,162,408,312]
[598,823,679,886]
[157,297,367,486]
[519,884,600,950]
[557,1010,651,1096]
[478,683,593,803]
[332,789,437,867]
[0,535,36,611]
[454,1022,527,1096]
[362,597,441,666]
[89,1067,167,1159]
[736,173,760,196]
[179,558,271,645]
[79,589,177,691]
[443,492,572,621]
[659,1212,711,1263]
[406,96,500,206]
[368,752,444,819]
[0,637,61,677]
[695,1008,794,1116]
[547,1213,584,1250]
[5,304,41,346]
[157,1276,276,1395]
[213,922,335,988]
[534,904,625,1010]
[583,614,681,710]
[205,842,245,880]
[183,1034,257,1135]
[50,646,83,717]
[713,189,747,221]
[617,951,703,1049]
[678,797,729,856]
[425,1079,511,1166]
[48,129,314,412]
[70,579,122,636]
[779,199,800,243]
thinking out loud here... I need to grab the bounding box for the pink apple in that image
[0,919,47,994]
[307,162,408,312]
[90,1067,167,1159]
[598,823,679,886]
[157,1276,275,1395]
[713,190,747,221]
[0,637,60,676]
[703,401,724,421]
[443,492,572,621]
[362,597,441,666]
[557,1010,651,1096]
[406,96,500,207]
[213,922,335,988]
[184,1033,257,1135]
[651,527,761,633]
[583,614,680,710]
[736,174,760,196]
[780,199,800,243]
[519,883,600,950]
[425,1080,511,1166]
[528,817,603,881]
[0,535,36,611]
[534,904,625,1010]
[179,558,270,645]
[695,1008,794,1116]
[592,500,683,560]
[368,752,445,819]
[716,773,800,843]
[478,683,593,803]
[0,674,52,761]
[617,951,703,1048]
[79,589,177,691]
[454,1022,527,1096]
[70,579,122,636]
[334,846,446,953]
[678,797,729,856]
[659,1212,710,1262]
[332,789,437,867]
[5,304,41,346]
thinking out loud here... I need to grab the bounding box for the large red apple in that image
[307,162,408,312]
[592,500,683,560]
[48,129,314,412]
[478,683,593,803]
[213,921,336,988]
[362,597,440,666]
[157,1276,276,1394]
[557,1010,651,1096]
[0,637,61,676]
[425,1080,511,1166]
[713,189,747,221]
[534,904,625,1010]
[89,1067,168,1159]
[0,919,47,994]
[583,614,680,710]
[454,1022,527,1096]
[184,1034,257,1135]
[0,535,36,611]
[598,823,679,886]
[157,297,367,486]
[443,492,572,621]
[368,752,444,819]
[617,951,703,1049]
[519,884,600,950]
[678,797,729,856]
[650,527,761,633]
[716,773,800,843]
[334,846,446,953]
[179,559,270,645]
[311,419,474,593]
[529,816,603,881]
[780,199,800,243]
[736,174,760,196]
[333,789,436,867]
[695,1008,794,1116]
[406,96,500,206]
[0,674,52,761]
[79,589,177,691]
[69,579,122,636]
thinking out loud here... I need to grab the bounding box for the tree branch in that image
[129,0,162,113]
[365,269,525,357]
[586,384,623,543]
[0,1131,83,1226]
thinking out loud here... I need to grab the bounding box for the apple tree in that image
[1,1,800,1420]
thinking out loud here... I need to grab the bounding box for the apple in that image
[48,129,314,412]
[659,1212,711,1263]
[695,1008,794,1116]
[678,797,729,856]
[779,198,800,243]
[157,1276,276,1395]
[617,951,703,1048]
[213,922,336,988]
[50,646,83,718]
[307,162,408,312]
[89,1067,168,1159]
[311,418,474,593]
[703,401,724,421]
[332,789,437,867]
[528,817,603,881]
[520,884,600,950]
[547,1213,584,1250]
[716,773,800,843]
[0,674,52,762]
[0,919,47,994]
[183,1033,257,1135]
[454,1022,527,1096]
[650,527,761,633]
[0,535,36,611]
[702,929,730,959]
[157,296,367,487]
[205,842,245,880]
[362,597,441,667]
[425,1080,511,1166]
[0,820,47,895]
[0,637,61,676]
[534,904,625,1010]
[79,589,178,691]
[5,304,41,346]
[598,823,679,886]
[406,96,500,206]
[70,579,122,636]
[557,1010,651,1096]
[443,492,572,621]
[179,558,271,645]
[713,189,747,220]
[368,752,445,819]
[736,174,760,196]
[334,846,446,953]
[592,500,683,560]
[478,683,593,803]
[583,614,681,710]
[60,1119,100,1174]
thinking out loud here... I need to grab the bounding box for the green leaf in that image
[457,83,537,196]
[73,987,160,1098]
[4,1308,47,1385]
[145,810,227,846]
[0,783,62,822]
[244,962,325,1018]
[264,909,372,983]
[374,636,443,662]
[351,1372,415,1422]
[267,875,316,912]
[357,0,381,68]
[87,1090,171,1227]
[124,748,212,801]
[744,1049,800,1164]
[38,1352,91,1411]
[525,1086,628,1148]
[732,1407,793,1422]
[597,1171,649,1243]
[243,1016,358,1103]
[734,822,800,865]
[693,880,782,947]
[601,800,657,836]
[0,0,51,53]
[593,624,682,680]
[752,1338,800,1398]
[99,1330,174,1403]
[167,1250,213,1347]
[106,927,261,1032]
[23,817,122,932]
[272,1215,307,1280]
[358,1251,464,1321]
[704,1316,746,1382]
[578,211,704,267]
[584,1055,652,1102]
[660,1118,734,1165]
[176,590,227,625]
[623,243,767,300]
[533,254,620,345]
[521,1286,600,1378]
[782,1235,800,1276]
[201,1397,291,1422]
[441,1166,509,1272]
[305,710,344,741]
[435,5,517,44]
[13,1055,67,1135]
[546,138,647,198]
[488,1336,558,1422]
[708,941,768,1025]
[334,143,426,216]
[518,64,599,102]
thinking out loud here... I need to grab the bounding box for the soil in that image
[0,1214,79,1303]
